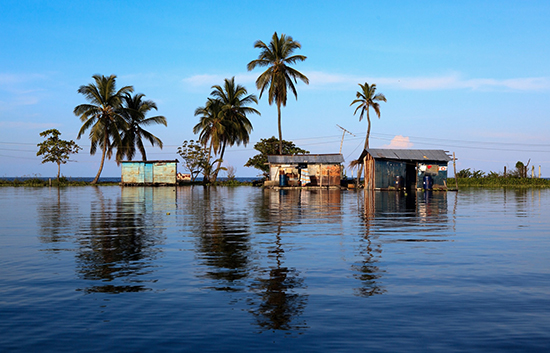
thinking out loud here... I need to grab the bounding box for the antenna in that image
[336,124,355,154]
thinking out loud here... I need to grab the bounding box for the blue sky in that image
[1,0,549,178]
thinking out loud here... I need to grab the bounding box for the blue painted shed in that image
[121,160,178,185]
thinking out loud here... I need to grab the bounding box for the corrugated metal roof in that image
[361,149,451,162]
[268,154,344,164]
[120,160,179,164]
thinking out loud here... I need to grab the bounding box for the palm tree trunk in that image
[365,109,371,149]
[213,142,226,182]
[277,103,283,155]
[91,134,108,184]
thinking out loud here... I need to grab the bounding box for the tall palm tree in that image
[210,77,260,165]
[193,98,224,161]
[194,78,260,182]
[350,82,387,149]
[117,93,167,161]
[74,74,133,184]
[247,32,308,154]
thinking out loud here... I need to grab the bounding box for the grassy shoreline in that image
[448,177,550,188]
[0,177,259,187]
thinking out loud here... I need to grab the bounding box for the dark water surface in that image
[1,186,549,352]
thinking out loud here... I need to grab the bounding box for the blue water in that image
[1,186,549,352]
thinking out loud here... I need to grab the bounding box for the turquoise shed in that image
[121,160,178,185]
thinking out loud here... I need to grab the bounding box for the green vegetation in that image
[244,137,309,178]
[36,129,81,181]
[177,140,209,182]
[451,164,550,187]
[74,74,167,184]
[350,82,387,150]
[74,74,134,184]
[117,93,167,161]
[0,176,118,187]
[247,32,309,155]
[193,77,259,183]
[449,177,550,187]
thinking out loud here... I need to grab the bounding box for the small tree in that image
[225,164,237,181]
[177,140,208,182]
[36,129,81,181]
[244,136,309,178]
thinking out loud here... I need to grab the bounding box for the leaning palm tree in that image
[193,98,225,161]
[350,82,387,149]
[117,93,167,161]
[74,74,133,184]
[210,77,260,169]
[247,32,308,155]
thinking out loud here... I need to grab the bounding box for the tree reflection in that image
[247,190,309,331]
[75,187,166,294]
[37,187,77,252]
[188,187,252,290]
[248,228,308,331]
[354,189,385,297]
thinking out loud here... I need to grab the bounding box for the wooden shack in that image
[358,149,451,190]
[121,160,178,185]
[266,154,344,187]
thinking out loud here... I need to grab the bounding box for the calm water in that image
[1,186,549,352]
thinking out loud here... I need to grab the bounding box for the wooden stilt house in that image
[266,154,344,187]
[358,149,451,190]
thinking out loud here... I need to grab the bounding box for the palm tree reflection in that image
[75,187,166,294]
[354,189,385,297]
[190,187,252,290]
[248,190,308,331]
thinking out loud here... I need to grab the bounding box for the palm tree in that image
[247,32,308,155]
[117,93,167,161]
[350,82,387,149]
[210,77,259,170]
[194,78,260,182]
[74,74,133,184]
[193,98,224,160]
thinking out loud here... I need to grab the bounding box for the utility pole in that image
[337,124,355,154]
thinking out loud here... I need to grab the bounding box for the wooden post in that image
[453,152,458,191]
[363,156,367,190]
[504,166,507,177]
[532,165,535,178]
[539,165,541,178]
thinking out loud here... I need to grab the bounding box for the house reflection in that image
[356,189,450,297]
[75,187,172,294]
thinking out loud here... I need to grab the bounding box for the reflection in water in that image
[355,190,384,297]
[75,187,171,294]
[249,231,308,331]
[38,188,78,253]
[184,187,252,290]
[248,189,311,331]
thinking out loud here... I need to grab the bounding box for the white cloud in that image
[304,71,550,91]
[182,73,257,89]
[182,70,550,92]
[382,135,414,149]
[0,121,60,129]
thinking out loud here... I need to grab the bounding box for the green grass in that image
[0,177,118,187]
[448,177,550,188]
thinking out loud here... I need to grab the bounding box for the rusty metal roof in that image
[360,149,451,162]
[268,154,344,164]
